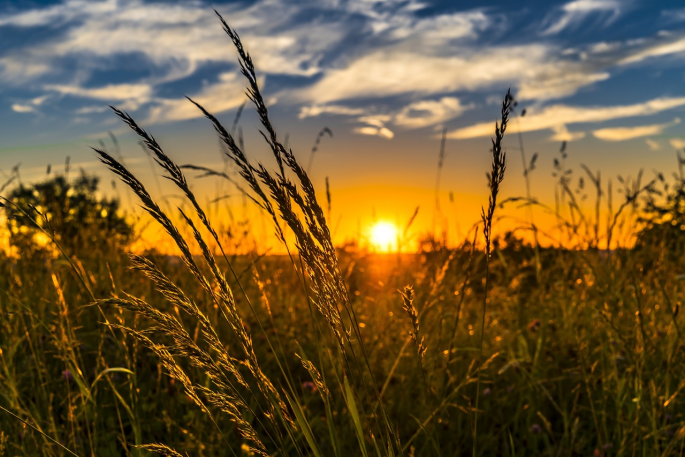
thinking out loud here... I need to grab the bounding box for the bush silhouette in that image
[5,172,132,257]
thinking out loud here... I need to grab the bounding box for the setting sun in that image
[369,221,398,252]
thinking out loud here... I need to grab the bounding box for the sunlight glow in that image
[370,221,398,252]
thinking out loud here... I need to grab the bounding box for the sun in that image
[370,221,398,252]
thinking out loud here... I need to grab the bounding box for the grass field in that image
[0,11,684,457]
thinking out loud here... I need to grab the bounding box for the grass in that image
[0,10,684,457]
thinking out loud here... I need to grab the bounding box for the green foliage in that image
[0,13,683,457]
[5,173,133,256]
[636,174,685,258]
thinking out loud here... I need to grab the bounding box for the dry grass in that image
[0,10,683,457]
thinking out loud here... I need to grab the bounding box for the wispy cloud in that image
[541,0,623,36]
[298,104,367,119]
[550,125,586,142]
[592,119,679,141]
[353,126,394,139]
[11,104,35,113]
[145,72,251,124]
[448,97,685,140]
[616,35,685,65]
[46,83,153,102]
[394,97,472,128]
[645,139,660,151]
[296,32,682,108]
[0,0,682,138]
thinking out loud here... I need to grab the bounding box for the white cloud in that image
[46,83,153,101]
[0,56,51,82]
[394,97,471,128]
[0,0,117,26]
[447,97,684,139]
[7,93,53,116]
[385,11,490,43]
[350,113,397,139]
[299,104,367,119]
[550,125,586,141]
[617,36,685,65]
[541,0,622,36]
[296,32,683,107]
[358,114,392,128]
[517,72,610,101]
[592,119,679,141]
[0,0,682,133]
[30,95,51,106]
[145,72,251,124]
[344,0,488,43]
[645,138,660,150]
[353,126,394,139]
[669,138,685,150]
[11,104,35,113]
[298,45,548,103]
[0,0,336,85]
[75,105,108,114]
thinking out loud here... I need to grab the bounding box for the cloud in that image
[299,104,367,119]
[8,93,53,114]
[0,0,337,85]
[0,0,682,133]
[46,83,153,101]
[0,56,51,82]
[353,126,394,139]
[592,119,679,141]
[645,139,660,150]
[0,0,118,27]
[344,0,489,42]
[357,114,392,128]
[541,0,623,36]
[394,97,471,128]
[384,11,490,43]
[11,104,35,113]
[145,72,250,124]
[616,35,685,65]
[447,97,684,139]
[669,138,685,150]
[75,105,109,114]
[351,113,395,139]
[298,45,544,103]
[661,8,685,24]
[550,125,586,141]
[296,32,683,107]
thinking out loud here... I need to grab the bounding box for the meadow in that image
[0,11,684,457]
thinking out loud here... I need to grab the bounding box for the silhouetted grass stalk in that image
[473,89,511,456]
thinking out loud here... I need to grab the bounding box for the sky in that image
[0,0,683,250]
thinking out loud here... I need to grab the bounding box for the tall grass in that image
[0,10,683,457]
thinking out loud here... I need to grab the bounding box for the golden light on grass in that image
[369,221,398,252]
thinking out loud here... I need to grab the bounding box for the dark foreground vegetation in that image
[0,11,683,457]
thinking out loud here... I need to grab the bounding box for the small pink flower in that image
[302,381,316,393]
[62,369,73,383]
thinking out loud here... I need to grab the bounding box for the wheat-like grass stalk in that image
[90,10,400,453]
[193,12,401,451]
[399,286,426,359]
[92,147,293,451]
[307,127,333,175]
[473,88,511,457]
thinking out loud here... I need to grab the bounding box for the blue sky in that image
[0,0,683,245]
